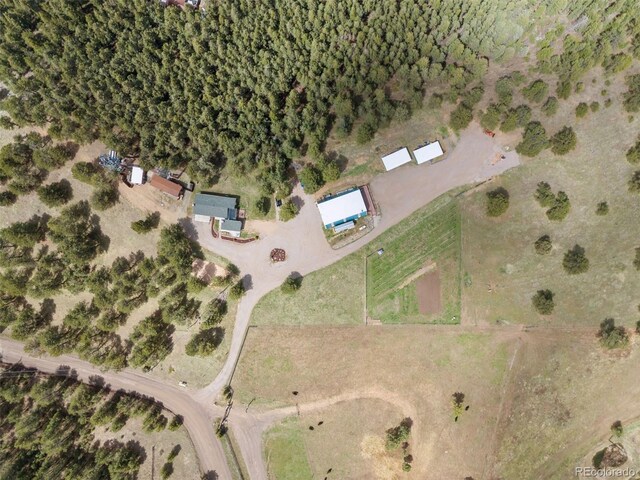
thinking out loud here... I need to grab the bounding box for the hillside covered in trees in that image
[0,362,178,479]
[3,0,637,191]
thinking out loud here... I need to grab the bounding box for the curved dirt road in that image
[0,338,231,480]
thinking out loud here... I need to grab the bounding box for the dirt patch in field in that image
[416,269,442,315]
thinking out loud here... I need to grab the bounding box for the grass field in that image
[263,417,314,480]
[264,398,405,480]
[461,71,640,328]
[204,170,275,221]
[235,325,517,479]
[366,196,461,324]
[494,331,640,479]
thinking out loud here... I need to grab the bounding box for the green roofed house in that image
[193,193,243,237]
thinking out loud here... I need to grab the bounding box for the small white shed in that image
[381,148,412,171]
[413,141,444,165]
[129,166,145,185]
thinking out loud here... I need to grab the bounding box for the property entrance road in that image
[1,125,520,479]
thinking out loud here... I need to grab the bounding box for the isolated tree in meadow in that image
[281,275,302,294]
[486,187,509,217]
[318,156,340,183]
[386,418,412,450]
[534,182,555,208]
[37,180,73,207]
[532,289,555,314]
[131,212,160,234]
[516,121,549,157]
[546,192,571,221]
[598,318,629,349]
[90,184,119,211]
[550,126,577,155]
[562,245,589,274]
[185,328,224,357]
[575,102,589,118]
[200,298,227,328]
[534,235,552,254]
[71,162,101,185]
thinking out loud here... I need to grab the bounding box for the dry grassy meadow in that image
[235,326,516,479]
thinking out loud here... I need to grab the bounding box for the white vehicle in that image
[178,381,187,387]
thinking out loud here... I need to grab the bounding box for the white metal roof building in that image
[413,141,444,164]
[317,188,367,229]
[129,166,145,185]
[381,147,412,171]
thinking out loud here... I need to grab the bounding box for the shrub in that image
[598,318,629,349]
[385,418,412,450]
[562,245,589,274]
[633,247,640,270]
[449,102,473,131]
[500,105,531,132]
[356,120,376,144]
[228,279,245,300]
[281,275,302,294]
[37,180,73,207]
[90,184,119,210]
[629,171,640,193]
[546,191,570,221]
[590,101,600,112]
[596,201,609,216]
[542,96,559,116]
[556,80,571,99]
[550,126,577,155]
[611,421,624,437]
[0,191,17,206]
[623,74,640,113]
[480,104,501,131]
[532,289,554,314]
[496,76,514,105]
[131,212,160,234]
[534,235,552,255]
[575,102,589,118]
[626,141,640,164]
[522,79,548,103]
[185,328,223,357]
[0,116,16,129]
[71,162,101,185]
[160,462,173,479]
[298,165,324,193]
[318,157,340,183]
[486,187,509,217]
[168,415,183,431]
[279,199,299,221]
[516,121,549,157]
[253,196,271,216]
[534,182,555,208]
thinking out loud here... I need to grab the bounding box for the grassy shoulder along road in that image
[264,417,314,480]
[251,192,462,326]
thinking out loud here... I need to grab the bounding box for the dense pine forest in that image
[1,0,637,191]
[0,362,180,479]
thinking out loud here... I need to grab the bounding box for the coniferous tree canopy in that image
[0,0,535,180]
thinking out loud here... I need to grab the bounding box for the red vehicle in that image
[484,129,496,138]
